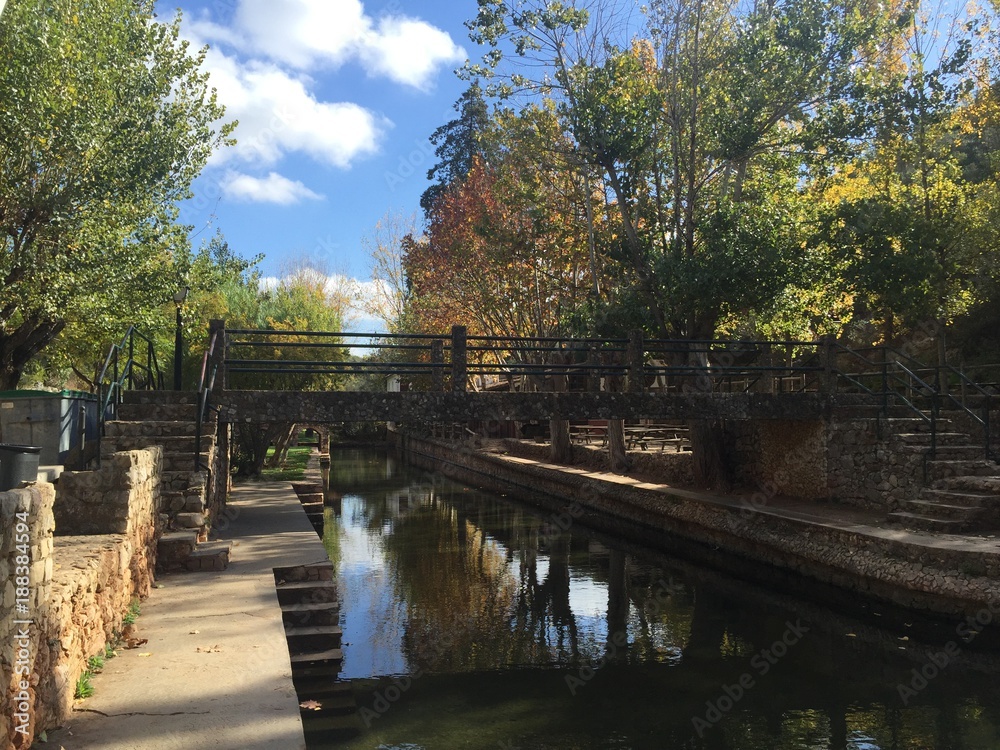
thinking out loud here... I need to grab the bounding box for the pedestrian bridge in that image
[192,323,988,431]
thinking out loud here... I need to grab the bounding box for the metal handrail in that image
[194,330,220,471]
[939,365,993,460]
[96,327,164,465]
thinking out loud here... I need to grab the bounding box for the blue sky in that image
[158,0,481,327]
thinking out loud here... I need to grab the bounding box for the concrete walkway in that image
[47,481,330,750]
[498,449,1000,556]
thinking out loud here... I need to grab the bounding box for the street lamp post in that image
[173,286,189,391]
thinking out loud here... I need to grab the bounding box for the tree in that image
[360,211,418,334]
[466,0,902,485]
[420,81,496,215]
[0,0,233,389]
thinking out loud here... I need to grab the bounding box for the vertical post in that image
[209,320,227,396]
[174,304,184,391]
[627,330,644,393]
[128,333,136,391]
[431,339,445,392]
[821,337,836,395]
[451,325,467,392]
[587,345,600,393]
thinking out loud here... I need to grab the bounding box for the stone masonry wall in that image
[726,420,829,500]
[1,448,161,748]
[825,420,923,511]
[1,484,55,750]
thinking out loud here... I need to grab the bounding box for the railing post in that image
[627,330,644,393]
[588,345,600,393]
[451,325,467,392]
[821,338,835,395]
[985,392,992,462]
[209,320,227,395]
[431,339,445,392]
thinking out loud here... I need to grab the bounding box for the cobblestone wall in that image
[1,484,55,750]
[1,448,162,748]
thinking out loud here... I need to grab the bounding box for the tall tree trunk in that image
[0,319,66,390]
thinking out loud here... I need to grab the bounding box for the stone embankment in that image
[397,432,1000,618]
[1,448,162,749]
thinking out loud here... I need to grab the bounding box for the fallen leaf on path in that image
[196,645,222,653]
[189,630,200,635]
[137,653,153,658]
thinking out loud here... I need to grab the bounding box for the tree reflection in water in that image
[321,448,1000,750]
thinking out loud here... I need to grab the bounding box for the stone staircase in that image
[886,413,1000,533]
[274,563,361,743]
[105,392,231,572]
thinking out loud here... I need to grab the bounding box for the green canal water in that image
[309,447,1000,750]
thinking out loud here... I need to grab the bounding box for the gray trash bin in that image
[0,444,42,491]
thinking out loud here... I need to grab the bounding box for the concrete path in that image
[47,481,331,750]
[498,451,1000,556]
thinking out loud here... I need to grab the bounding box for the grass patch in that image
[260,446,312,482]
[74,672,94,699]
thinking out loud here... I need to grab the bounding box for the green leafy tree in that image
[0,0,233,389]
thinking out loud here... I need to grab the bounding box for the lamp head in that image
[173,286,190,306]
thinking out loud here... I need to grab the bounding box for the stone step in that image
[896,432,972,445]
[172,511,207,529]
[289,648,344,665]
[105,420,200,438]
[925,459,1000,481]
[161,490,207,514]
[933,475,1000,493]
[160,470,209,493]
[275,580,339,606]
[886,511,970,533]
[282,605,340,628]
[117,402,205,422]
[102,434,217,455]
[285,625,343,651]
[920,488,997,508]
[293,677,353,695]
[183,541,232,572]
[887,417,954,433]
[123,390,200,405]
[298,693,357,716]
[905,498,984,521]
[157,530,199,566]
[901,444,987,459]
[300,712,363,741]
[101,444,211,471]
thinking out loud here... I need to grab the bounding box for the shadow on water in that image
[309,447,1000,750]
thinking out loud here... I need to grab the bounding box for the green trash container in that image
[0,444,42,491]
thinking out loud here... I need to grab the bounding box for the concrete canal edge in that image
[395,432,1000,618]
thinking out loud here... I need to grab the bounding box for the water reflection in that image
[317,448,1000,750]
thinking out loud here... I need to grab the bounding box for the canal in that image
[310,447,1000,750]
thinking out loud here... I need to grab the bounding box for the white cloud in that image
[360,16,466,90]
[194,0,466,90]
[199,45,388,169]
[222,171,324,205]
